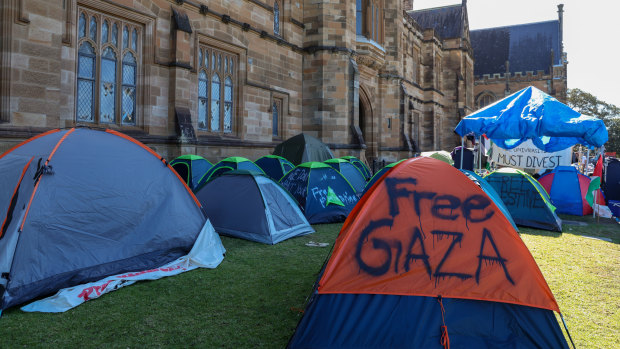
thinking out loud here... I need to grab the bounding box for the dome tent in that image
[324,158,367,194]
[170,154,212,190]
[273,133,334,165]
[538,166,605,216]
[485,168,562,232]
[254,155,294,181]
[0,128,224,310]
[340,156,372,180]
[279,162,358,224]
[196,171,314,244]
[289,157,570,348]
[199,156,265,189]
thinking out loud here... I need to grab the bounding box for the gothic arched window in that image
[75,8,141,126]
[197,46,237,134]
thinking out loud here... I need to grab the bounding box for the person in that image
[580,152,588,173]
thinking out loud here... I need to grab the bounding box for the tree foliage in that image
[567,88,620,154]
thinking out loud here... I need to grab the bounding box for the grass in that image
[0,217,617,348]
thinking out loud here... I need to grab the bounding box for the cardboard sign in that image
[490,140,572,170]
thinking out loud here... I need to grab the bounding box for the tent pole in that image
[460,137,464,169]
[593,190,597,218]
[586,148,590,174]
[479,135,483,172]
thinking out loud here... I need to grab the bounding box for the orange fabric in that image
[0,156,34,237]
[20,128,75,231]
[105,129,202,208]
[0,129,61,160]
[318,157,560,312]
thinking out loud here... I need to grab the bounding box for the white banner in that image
[490,140,572,170]
[21,220,225,313]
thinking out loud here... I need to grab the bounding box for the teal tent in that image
[170,154,212,190]
[324,158,367,194]
[254,155,294,181]
[485,168,562,232]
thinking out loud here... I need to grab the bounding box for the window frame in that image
[196,43,239,136]
[356,0,383,43]
[75,7,143,128]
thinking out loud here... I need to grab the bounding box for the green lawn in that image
[0,217,617,348]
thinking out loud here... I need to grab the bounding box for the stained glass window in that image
[198,46,237,134]
[122,52,136,125]
[90,16,97,41]
[111,23,118,47]
[274,2,280,36]
[102,20,109,43]
[100,47,116,123]
[77,42,95,122]
[224,77,233,133]
[79,13,86,38]
[198,71,208,130]
[123,26,128,49]
[211,74,220,131]
[198,49,203,68]
[76,9,141,126]
[131,29,137,51]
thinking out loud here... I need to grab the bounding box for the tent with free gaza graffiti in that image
[484,168,562,232]
[195,171,314,244]
[0,128,224,311]
[279,162,358,224]
[170,154,212,191]
[288,157,571,348]
[538,166,606,216]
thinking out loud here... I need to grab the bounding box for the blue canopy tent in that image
[455,86,608,152]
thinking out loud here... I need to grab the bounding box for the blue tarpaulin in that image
[455,86,608,151]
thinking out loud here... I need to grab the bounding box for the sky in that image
[414,0,620,108]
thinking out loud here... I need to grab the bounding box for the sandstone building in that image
[0,0,476,166]
[471,4,568,109]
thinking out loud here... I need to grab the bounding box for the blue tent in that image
[455,86,608,152]
[362,159,406,196]
[0,128,222,310]
[324,158,367,194]
[279,162,358,224]
[485,168,562,232]
[254,155,294,181]
[198,156,265,189]
[170,154,212,191]
[340,156,372,180]
[460,170,518,231]
[196,171,314,244]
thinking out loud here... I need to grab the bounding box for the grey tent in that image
[195,171,314,244]
[0,128,221,310]
[273,133,334,165]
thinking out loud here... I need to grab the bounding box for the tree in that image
[567,88,620,154]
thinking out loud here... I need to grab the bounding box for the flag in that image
[585,176,601,208]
